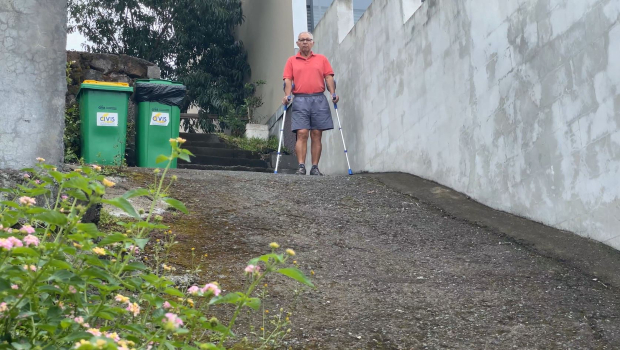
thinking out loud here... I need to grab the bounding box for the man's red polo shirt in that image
[283,51,334,94]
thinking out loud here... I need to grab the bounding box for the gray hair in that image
[298,32,314,40]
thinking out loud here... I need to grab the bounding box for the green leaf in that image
[180,149,195,156]
[38,285,62,294]
[178,152,191,162]
[121,324,147,336]
[11,247,39,257]
[38,324,58,335]
[49,270,74,283]
[76,223,100,235]
[163,287,184,297]
[48,259,72,270]
[123,188,150,199]
[99,233,128,246]
[62,331,91,342]
[49,171,64,183]
[209,292,244,305]
[96,311,114,320]
[66,189,88,201]
[163,197,188,214]
[1,201,20,209]
[47,305,62,319]
[0,278,11,292]
[27,187,51,197]
[123,262,148,272]
[102,197,140,219]
[60,319,72,329]
[135,238,149,249]
[248,253,283,265]
[33,210,67,226]
[26,207,48,214]
[244,297,261,310]
[155,155,169,164]
[82,267,114,283]
[276,267,314,287]
[64,176,90,193]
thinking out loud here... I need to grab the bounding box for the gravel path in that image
[149,169,620,349]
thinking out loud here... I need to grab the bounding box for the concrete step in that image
[179,132,221,143]
[184,146,262,160]
[177,164,300,174]
[184,141,229,149]
[179,155,269,168]
[177,164,273,173]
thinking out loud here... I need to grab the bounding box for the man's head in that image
[297,32,314,54]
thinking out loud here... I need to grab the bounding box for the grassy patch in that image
[218,133,290,154]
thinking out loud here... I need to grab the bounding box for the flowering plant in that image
[0,139,312,349]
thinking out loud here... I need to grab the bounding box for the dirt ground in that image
[125,168,620,349]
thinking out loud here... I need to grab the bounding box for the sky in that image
[66,31,88,51]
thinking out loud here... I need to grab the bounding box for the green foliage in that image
[187,81,266,136]
[0,143,311,348]
[64,63,81,163]
[218,134,288,155]
[68,0,251,117]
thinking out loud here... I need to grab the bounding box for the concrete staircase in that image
[177,133,297,173]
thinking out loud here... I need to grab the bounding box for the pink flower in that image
[201,283,221,296]
[187,286,200,295]
[18,196,36,206]
[74,316,84,325]
[86,328,102,336]
[23,265,36,272]
[68,285,77,294]
[4,228,11,233]
[0,239,13,250]
[162,312,183,330]
[163,301,172,309]
[11,285,18,290]
[244,264,260,274]
[61,195,68,201]
[104,331,120,342]
[0,303,7,312]
[125,302,140,317]
[22,235,39,247]
[34,180,41,185]
[23,173,30,179]
[20,225,35,234]
[127,245,139,254]
[7,237,22,248]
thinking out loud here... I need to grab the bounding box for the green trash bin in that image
[134,79,186,168]
[77,80,134,166]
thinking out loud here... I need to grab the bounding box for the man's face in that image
[297,34,314,52]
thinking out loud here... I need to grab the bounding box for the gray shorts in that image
[291,93,334,132]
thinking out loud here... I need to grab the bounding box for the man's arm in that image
[325,75,339,103]
[283,78,293,105]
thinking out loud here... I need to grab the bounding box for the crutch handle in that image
[284,96,291,110]
[332,93,338,110]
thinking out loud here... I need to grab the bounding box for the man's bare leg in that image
[296,129,309,164]
[310,129,323,166]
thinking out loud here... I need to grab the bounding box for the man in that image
[282,32,339,176]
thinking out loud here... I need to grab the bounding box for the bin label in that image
[97,112,118,127]
[150,112,170,126]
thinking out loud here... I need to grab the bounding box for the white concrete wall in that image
[237,0,296,124]
[0,0,67,168]
[312,0,620,249]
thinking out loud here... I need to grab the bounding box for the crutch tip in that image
[274,171,278,174]
[348,169,353,175]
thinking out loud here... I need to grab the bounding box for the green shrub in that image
[218,134,288,154]
[0,139,311,349]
